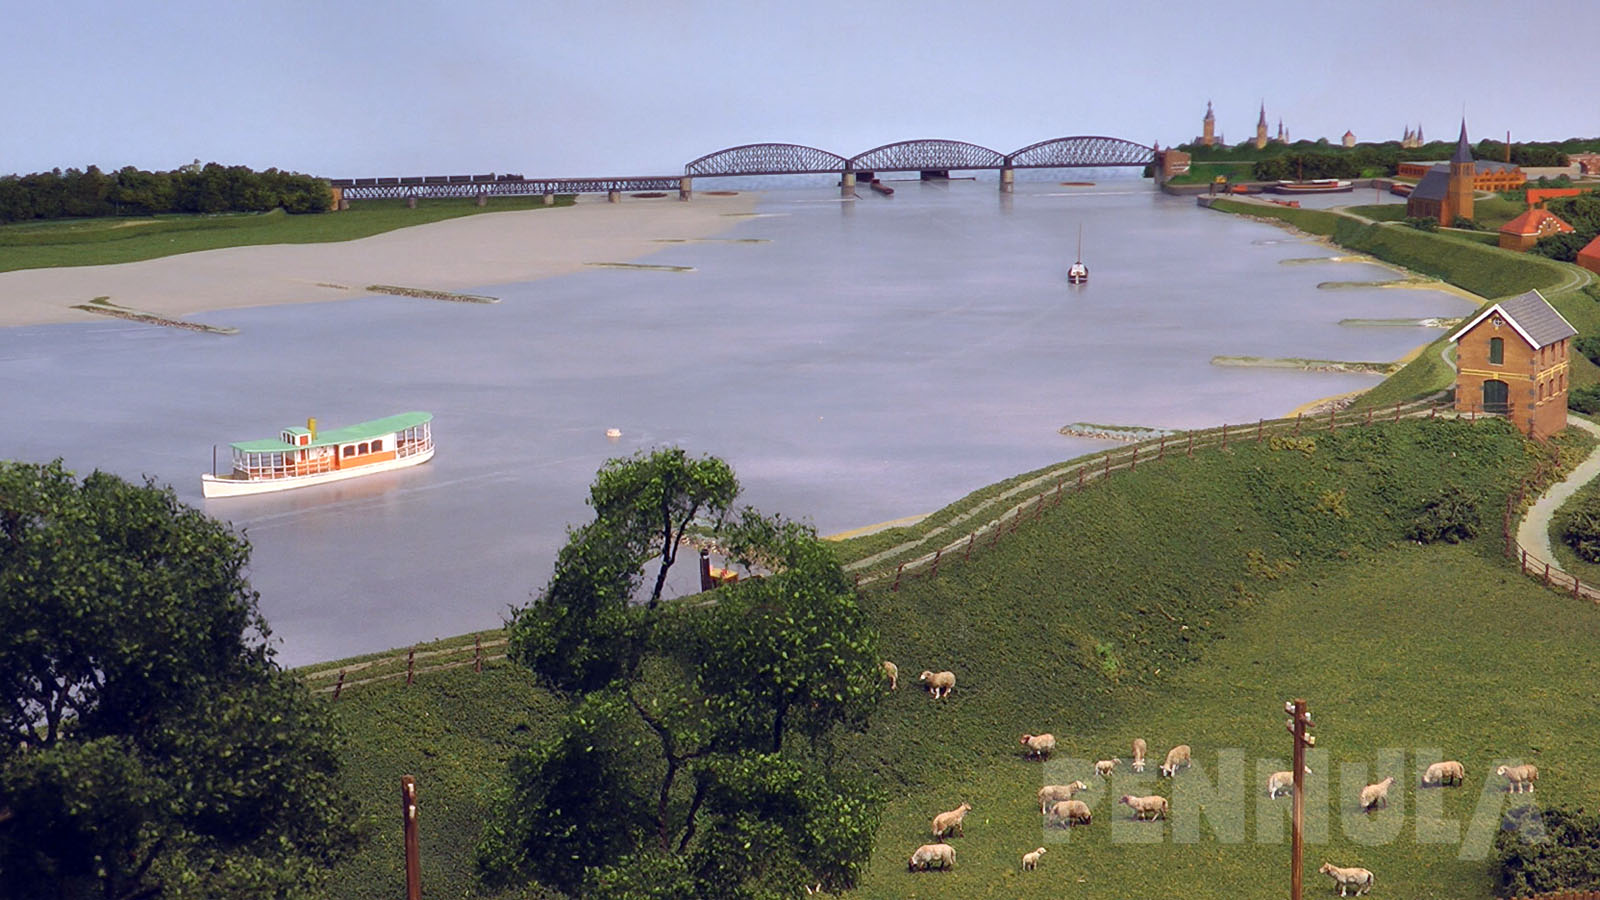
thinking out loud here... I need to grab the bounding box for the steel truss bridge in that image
[329,136,1155,199]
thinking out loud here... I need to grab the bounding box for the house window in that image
[1488,337,1504,365]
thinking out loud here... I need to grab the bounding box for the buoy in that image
[605,428,621,439]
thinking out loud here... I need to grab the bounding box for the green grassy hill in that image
[310,417,1597,900]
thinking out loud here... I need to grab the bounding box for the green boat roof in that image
[230,412,432,453]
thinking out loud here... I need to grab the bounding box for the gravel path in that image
[1516,414,1600,568]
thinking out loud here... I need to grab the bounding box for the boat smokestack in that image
[308,417,317,441]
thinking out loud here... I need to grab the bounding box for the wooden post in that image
[1365,408,1372,426]
[1394,401,1401,422]
[332,669,346,701]
[401,776,422,900]
[1130,446,1138,470]
[1544,562,1552,587]
[1035,494,1045,520]
[1187,432,1195,457]
[1574,576,1582,599]
[964,532,974,563]
[1257,419,1264,442]
[991,519,1002,548]
[1431,406,1437,419]
[1329,407,1336,432]
[930,548,942,577]
[406,648,416,686]
[1055,479,1063,504]
[1295,413,1302,435]
[1521,548,1528,573]
[1078,467,1085,491]
[1104,454,1111,480]
[1286,700,1313,900]
[893,563,904,591]
[474,636,482,673]
[1159,435,1166,460]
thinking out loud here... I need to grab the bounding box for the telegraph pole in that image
[1284,699,1315,900]
[401,775,422,900]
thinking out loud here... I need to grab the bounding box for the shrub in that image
[1493,804,1600,897]
[1405,216,1439,231]
[1568,384,1600,415]
[1560,492,1600,562]
[1406,484,1480,544]
[1451,216,1481,230]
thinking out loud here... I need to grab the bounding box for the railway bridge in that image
[328,136,1157,204]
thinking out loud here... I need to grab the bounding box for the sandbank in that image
[0,193,758,329]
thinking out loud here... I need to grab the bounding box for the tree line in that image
[1176,136,1598,182]
[0,163,331,223]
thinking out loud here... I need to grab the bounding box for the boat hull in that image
[201,447,434,498]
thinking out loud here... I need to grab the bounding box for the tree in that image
[1494,805,1600,897]
[1530,232,1590,263]
[0,461,357,900]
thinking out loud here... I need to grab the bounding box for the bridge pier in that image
[920,170,949,180]
[679,176,692,201]
[840,171,856,198]
[607,190,621,203]
[543,193,555,205]
[475,193,486,207]
[406,196,416,209]
[999,167,1014,193]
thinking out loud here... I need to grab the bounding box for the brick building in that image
[1498,208,1575,251]
[1571,153,1600,176]
[1526,187,1584,207]
[1448,289,1576,439]
[1578,235,1600,277]
[1407,120,1479,225]
[1395,158,1524,191]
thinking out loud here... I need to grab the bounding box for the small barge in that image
[1271,179,1353,194]
[201,412,434,498]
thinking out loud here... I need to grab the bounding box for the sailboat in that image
[1067,225,1088,284]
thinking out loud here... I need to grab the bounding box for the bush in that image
[1405,216,1439,231]
[1493,804,1600,897]
[1576,336,1600,366]
[1568,384,1600,414]
[1451,216,1482,230]
[1561,492,1600,562]
[1406,484,1480,544]
[1530,232,1591,262]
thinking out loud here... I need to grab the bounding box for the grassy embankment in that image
[0,196,575,273]
[310,417,1599,900]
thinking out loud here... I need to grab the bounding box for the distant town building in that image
[1579,235,1600,278]
[1255,103,1269,150]
[1275,119,1289,144]
[1570,153,1600,176]
[1406,120,1483,224]
[1397,158,1524,191]
[1526,187,1584,207]
[1401,124,1425,149]
[1342,130,1356,148]
[1498,209,1575,252]
[1448,289,1575,439]
[1201,101,1216,147]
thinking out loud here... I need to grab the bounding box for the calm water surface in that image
[0,175,1469,665]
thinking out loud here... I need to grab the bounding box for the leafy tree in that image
[1568,383,1600,415]
[1561,492,1600,562]
[1405,216,1439,232]
[1531,232,1590,262]
[1406,483,1480,544]
[0,461,358,900]
[1494,805,1600,897]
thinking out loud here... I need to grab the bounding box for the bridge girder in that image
[684,143,849,177]
[1006,136,1154,168]
[847,139,1006,173]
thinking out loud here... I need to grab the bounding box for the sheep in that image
[919,670,956,699]
[1421,760,1465,787]
[1038,781,1089,814]
[1095,757,1121,778]
[1318,862,1374,896]
[1021,846,1046,871]
[882,661,898,691]
[908,842,955,872]
[1160,744,1191,777]
[1132,737,1148,773]
[1359,776,1395,812]
[1119,794,1169,821]
[1496,764,1539,793]
[1019,733,1057,760]
[931,802,972,839]
[1268,767,1312,799]
[1047,799,1092,827]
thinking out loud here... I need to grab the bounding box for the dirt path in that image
[1516,414,1600,568]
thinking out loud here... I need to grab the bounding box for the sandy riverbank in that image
[0,193,758,328]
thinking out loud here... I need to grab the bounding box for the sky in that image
[4,0,1596,180]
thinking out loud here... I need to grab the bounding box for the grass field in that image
[0,196,574,272]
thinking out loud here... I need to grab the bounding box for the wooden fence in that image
[1502,451,1600,606]
[299,634,508,699]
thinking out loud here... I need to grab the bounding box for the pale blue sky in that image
[4,0,1594,179]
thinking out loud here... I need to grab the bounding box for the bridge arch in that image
[684,143,849,177]
[1006,136,1154,168]
[847,139,1005,173]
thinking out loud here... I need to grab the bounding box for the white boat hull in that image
[201,447,434,498]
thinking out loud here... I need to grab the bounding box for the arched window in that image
[343,446,355,458]
[359,442,369,455]
[1489,337,1504,365]
[372,439,383,452]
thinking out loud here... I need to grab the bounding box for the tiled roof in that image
[1449,290,1576,349]
[1499,209,1574,237]
[1410,168,1450,201]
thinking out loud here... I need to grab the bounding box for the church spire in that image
[1451,118,1473,163]
[1258,102,1267,128]
[1204,100,1214,122]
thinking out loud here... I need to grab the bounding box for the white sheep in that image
[1421,760,1465,787]
[1359,776,1395,812]
[908,842,954,872]
[1021,846,1046,871]
[1047,799,1092,827]
[1019,733,1057,760]
[1318,862,1374,896]
[1497,764,1538,793]
[1132,737,1148,773]
[882,661,898,691]
[1160,744,1191,777]
[1268,767,1312,798]
[1038,781,1089,814]
[931,802,972,839]
[1119,794,1169,820]
[1095,757,1121,778]
[919,670,956,699]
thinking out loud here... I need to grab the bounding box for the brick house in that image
[1448,289,1576,439]
[1407,121,1479,225]
[1578,234,1600,277]
[1498,208,1575,251]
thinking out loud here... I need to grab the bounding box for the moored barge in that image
[201,412,434,498]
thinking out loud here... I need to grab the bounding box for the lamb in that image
[1421,760,1465,787]
[1318,862,1374,896]
[1496,764,1539,793]
[1268,767,1312,799]
[908,842,955,872]
[1359,776,1395,812]
[1021,846,1046,871]
[1132,738,1148,773]
[1095,757,1121,778]
[919,670,956,699]
[1119,794,1169,821]
[1019,733,1057,760]
[1038,781,1089,814]
[1160,744,1191,777]
[1047,799,1092,827]
[931,802,972,839]
[882,661,898,691]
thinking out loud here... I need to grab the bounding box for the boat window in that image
[372,439,383,452]
[1488,338,1503,365]
[359,442,369,455]
[343,445,355,458]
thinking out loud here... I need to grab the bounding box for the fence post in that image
[406,648,416,686]
[1159,435,1166,460]
[1394,401,1401,422]
[1104,454,1111,480]
[474,636,483,673]
[1055,478,1063,505]
[1035,494,1046,520]
[1574,576,1582,599]
[1187,432,1195,457]
[1430,406,1436,419]
[964,532,974,563]
[991,519,1002,548]
[1295,413,1302,435]
[1221,424,1227,449]
[1329,407,1336,433]
[1257,419,1264,442]
[930,548,942,577]
[332,669,346,701]
[1130,446,1138,470]
[1520,548,1527,573]
[1544,562,1552,587]
[1078,467,1085,491]
[1366,407,1372,426]
[893,563,904,591]
[1010,509,1022,535]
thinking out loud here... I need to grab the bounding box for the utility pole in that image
[401,775,422,900]
[1284,699,1315,900]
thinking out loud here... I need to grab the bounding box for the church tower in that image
[1447,118,1475,225]
[1255,102,1269,150]
[1202,101,1215,147]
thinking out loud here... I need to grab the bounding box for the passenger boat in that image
[1067,225,1088,284]
[1270,179,1353,194]
[201,412,434,498]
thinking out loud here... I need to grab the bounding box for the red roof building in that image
[1578,234,1600,277]
[1448,289,1577,439]
[1498,208,1575,251]
[1526,187,1584,207]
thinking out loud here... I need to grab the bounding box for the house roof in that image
[1448,289,1577,349]
[1411,168,1450,201]
[1579,234,1600,263]
[1499,208,1575,237]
